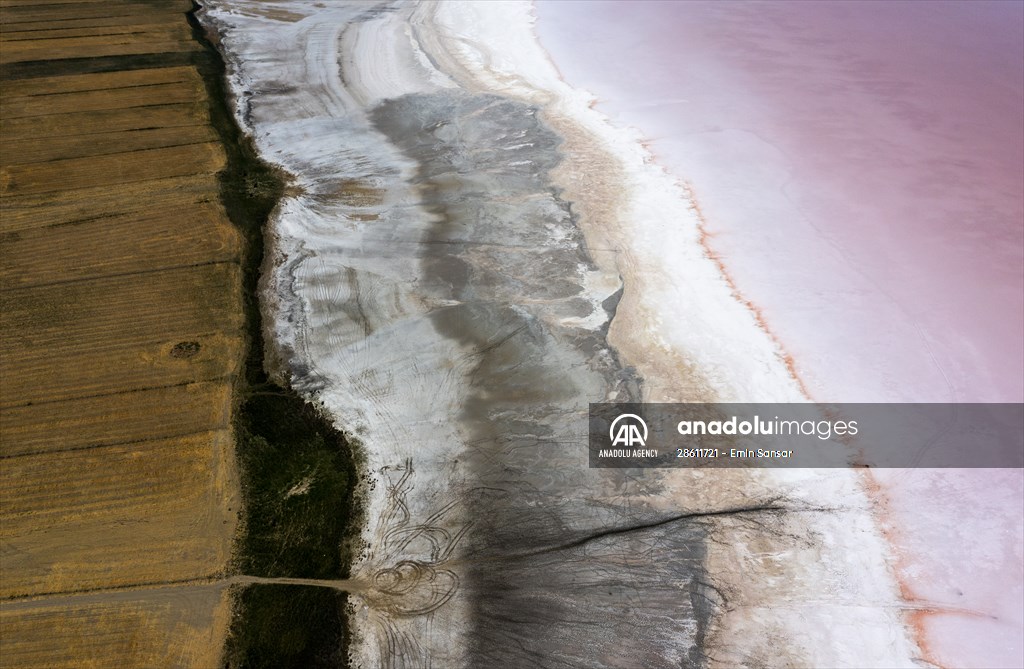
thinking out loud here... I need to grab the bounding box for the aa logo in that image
[609,413,648,447]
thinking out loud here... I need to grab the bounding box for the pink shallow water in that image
[872,468,1023,668]
[536,0,1023,404]
[535,1,1024,666]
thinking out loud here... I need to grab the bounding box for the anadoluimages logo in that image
[609,413,648,447]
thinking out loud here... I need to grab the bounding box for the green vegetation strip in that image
[186,5,360,668]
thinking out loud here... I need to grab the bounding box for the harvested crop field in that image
[0,1,245,666]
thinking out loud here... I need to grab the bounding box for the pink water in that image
[536,0,1023,405]
[535,1,1024,666]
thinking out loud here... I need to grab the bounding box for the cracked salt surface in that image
[199,1,929,666]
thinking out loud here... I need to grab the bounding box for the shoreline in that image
[431,2,924,666]
[532,2,1023,666]
[187,1,1023,667]
[191,4,364,666]
[200,1,924,666]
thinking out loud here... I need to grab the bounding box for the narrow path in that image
[0,574,363,613]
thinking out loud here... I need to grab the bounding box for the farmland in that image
[1,1,243,666]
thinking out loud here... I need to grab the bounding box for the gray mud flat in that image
[365,91,709,667]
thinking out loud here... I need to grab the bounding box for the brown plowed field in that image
[0,1,243,666]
